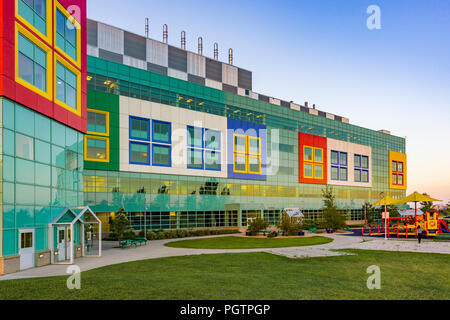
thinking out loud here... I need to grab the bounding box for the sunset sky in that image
[87,0,450,205]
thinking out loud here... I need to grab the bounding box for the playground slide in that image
[438,219,450,233]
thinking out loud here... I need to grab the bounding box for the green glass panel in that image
[19,1,34,27]
[52,145,65,168]
[304,164,312,177]
[340,153,347,166]
[3,206,16,229]
[36,163,51,186]
[355,169,362,182]
[16,158,35,184]
[3,156,15,182]
[355,155,361,168]
[52,121,66,147]
[18,33,34,59]
[331,166,339,180]
[234,135,246,153]
[3,99,15,130]
[152,121,170,143]
[340,167,348,180]
[234,154,246,172]
[15,133,34,160]
[16,205,35,227]
[130,142,149,164]
[35,140,51,164]
[188,126,203,147]
[331,151,338,164]
[3,182,15,204]
[249,138,260,154]
[205,151,220,170]
[314,165,323,178]
[314,149,322,162]
[16,105,35,136]
[249,157,260,173]
[16,185,35,205]
[35,186,51,206]
[35,113,50,141]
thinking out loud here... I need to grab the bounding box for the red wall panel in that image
[0,0,87,133]
[298,132,328,185]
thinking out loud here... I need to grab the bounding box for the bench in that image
[136,237,148,246]
[119,239,138,249]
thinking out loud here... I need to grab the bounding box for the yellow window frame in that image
[87,109,110,136]
[248,136,261,155]
[233,133,247,154]
[15,0,53,45]
[84,135,110,163]
[303,163,313,179]
[15,22,53,101]
[303,146,323,179]
[248,155,261,175]
[54,53,82,116]
[54,1,82,69]
[233,154,247,174]
[313,147,324,163]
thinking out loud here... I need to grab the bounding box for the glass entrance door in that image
[57,226,71,262]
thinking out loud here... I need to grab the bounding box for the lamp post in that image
[380,192,387,240]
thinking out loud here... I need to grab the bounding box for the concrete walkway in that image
[1,233,448,281]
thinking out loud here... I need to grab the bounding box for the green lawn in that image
[164,236,332,249]
[0,250,448,300]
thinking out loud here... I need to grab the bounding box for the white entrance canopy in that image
[284,208,304,218]
[49,207,102,265]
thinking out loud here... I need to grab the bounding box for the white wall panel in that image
[87,45,99,57]
[98,23,124,54]
[205,79,223,91]
[168,68,188,81]
[187,52,206,78]
[119,96,228,178]
[123,55,147,70]
[327,138,372,188]
[269,98,281,106]
[146,39,168,67]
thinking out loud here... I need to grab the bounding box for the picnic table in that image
[136,237,148,246]
[119,239,138,249]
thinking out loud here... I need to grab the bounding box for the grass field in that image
[164,236,332,249]
[0,250,448,300]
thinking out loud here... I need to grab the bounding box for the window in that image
[18,0,47,36]
[303,146,323,179]
[129,116,172,166]
[355,154,369,182]
[20,232,33,249]
[16,133,34,160]
[130,116,150,140]
[392,161,404,186]
[54,1,81,66]
[56,61,77,110]
[87,109,109,136]
[85,136,109,162]
[152,120,171,144]
[330,150,347,181]
[130,142,149,165]
[18,33,47,92]
[233,134,261,174]
[152,144,171,167]
[187,126,221,171]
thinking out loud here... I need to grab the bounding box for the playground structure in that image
[362,210,450,238]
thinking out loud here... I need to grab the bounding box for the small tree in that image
[247,217,269,236]
[363,201,375,224]
[110,209,131,241]
[277,212,303,235]
[322,186,346,231]
[420,193,434,213]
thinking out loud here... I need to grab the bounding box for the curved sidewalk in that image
[1,233,448,281]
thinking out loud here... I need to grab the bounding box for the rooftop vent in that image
[145,18,149,38]
[163,24,168,43]
[198,37,203,55]
[228,48,233,65]
[181,31,186,50]
[214,43,218,60]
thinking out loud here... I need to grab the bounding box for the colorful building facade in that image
[0,0,87,274]
[0,6,407,273]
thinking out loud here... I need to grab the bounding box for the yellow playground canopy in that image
[372,195,399,206]
[395,192,441,204]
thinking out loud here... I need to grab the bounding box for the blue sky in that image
[87,0,450,204]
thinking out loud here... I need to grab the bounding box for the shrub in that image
[277,213,303,236]
[247,217,269,236]
[266,231,277,238]
[122,229,136,240]
[146,231,157,240]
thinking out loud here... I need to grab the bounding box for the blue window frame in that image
[152,120,171,144]
[330,150,347,181]
[129,116,150,141]
[129,141,150,165]
[152,144,171,167]
[129,116,172,166]
[187,126,221,171]
[354,154,369,182]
